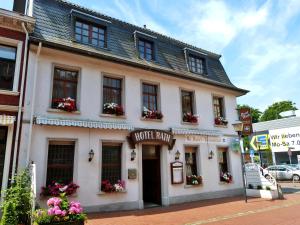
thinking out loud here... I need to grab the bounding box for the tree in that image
[237,104,262,123]
[260,100,297,122]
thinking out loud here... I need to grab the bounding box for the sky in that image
[2,0,300,112]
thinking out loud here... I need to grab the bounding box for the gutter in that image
[29,37,249,96]
[26,42,42,165]
[11,22,29,178]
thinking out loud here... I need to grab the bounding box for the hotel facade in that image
[18,0,248,212]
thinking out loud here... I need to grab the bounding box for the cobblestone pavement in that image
[87,193,300,225]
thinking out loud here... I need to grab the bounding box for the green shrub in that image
[1,169,33,225]
[0,201,18,225]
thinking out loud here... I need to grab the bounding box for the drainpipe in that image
[26,42,42,165]
[11,22,29,178]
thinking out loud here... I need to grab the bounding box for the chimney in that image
[13,0,27,14]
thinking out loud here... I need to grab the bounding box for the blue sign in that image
[250,149,255,157]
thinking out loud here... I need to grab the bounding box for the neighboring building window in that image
[213,96,224,118]
[181,90,194,115]
[138,39,154,60]
[46,141,75,185]
[218,148,232,182]
[102,143,122,184]
[103,76,122,106]
[142,83,158,111]
[0,45,16,91]
[188,55,205,74]
[51,67,78,109]
[75,20,106,48]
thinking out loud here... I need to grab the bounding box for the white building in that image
[19,0,248,212]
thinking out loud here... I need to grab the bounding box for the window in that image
[181,90,194,115]
[103,76,122,106]
[0,45,16,91]
[75,20,106,48]
[188,55,205,74]
[142,83,158,111]
[102,143,122,184]
[46,141,75,185]
[138,39,154,60]
[213,96,224,118]
[185,147,198,177]
[218,148,231,182]
[51,67,78,109]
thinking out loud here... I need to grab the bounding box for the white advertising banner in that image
[269,126,300,152]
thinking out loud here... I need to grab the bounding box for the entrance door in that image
[0,126,8,189]
[142,145,161,206]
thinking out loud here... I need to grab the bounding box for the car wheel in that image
[292,175,300,182]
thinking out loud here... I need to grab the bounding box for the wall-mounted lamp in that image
[131,149,136,161]
[88,149,94,162]
[175,150,180,161]
[208,150,214,160]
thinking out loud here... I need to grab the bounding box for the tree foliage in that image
[260,100,297,122]
[237,104,262,123]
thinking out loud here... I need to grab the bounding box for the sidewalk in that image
[87,194,300,225]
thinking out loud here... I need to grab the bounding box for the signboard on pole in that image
[238,107,253,136]
[250,134,269,151]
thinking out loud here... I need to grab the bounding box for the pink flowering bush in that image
[33,194,86,224]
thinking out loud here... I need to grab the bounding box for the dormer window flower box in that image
[220,172,232,183]
[103,103,124,116]
[183,113,198,123]
[101,180,126,193]
[186,175,202,185]
[214,117,228,126]
[142,107,163,120]
[52,97,77,112]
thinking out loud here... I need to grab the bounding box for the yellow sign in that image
[250,134,269,151]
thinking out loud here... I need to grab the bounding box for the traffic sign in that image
[250,149,254,157]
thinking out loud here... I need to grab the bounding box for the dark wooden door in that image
[0,126,8,189]
[142,145,161,205]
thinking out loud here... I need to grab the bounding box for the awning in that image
[35,117,134,130]
[0,115,16,125]
[171,127,222,136]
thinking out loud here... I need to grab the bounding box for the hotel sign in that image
[128,129,176,150]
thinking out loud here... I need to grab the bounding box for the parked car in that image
[288,164,300,170]
[264,165,300,181]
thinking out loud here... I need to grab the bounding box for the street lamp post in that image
[232,121,247,203]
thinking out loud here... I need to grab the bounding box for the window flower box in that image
[220,172,232,183]
[103,103,124,116]
[142,107,163,120]
[186,175,202,185]
[214,117,228,126]
[41,182,79,197]
[52,97,77,112]
[183,113,198,123]
[101,180,126,193]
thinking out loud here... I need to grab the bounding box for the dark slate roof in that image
[31,0,248,95]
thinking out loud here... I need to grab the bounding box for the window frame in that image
[140,80,161,114]
[180,88,196,122]
[44,139,78,186]
[212,94,226,121]
[217,147,232,182]
[138,38,154,61]
[49,63,81,112]
[74,19,107,49]
[0,37,23,93]
[100,73,125,116]
[100,140,125,191]
[184,146,201,185]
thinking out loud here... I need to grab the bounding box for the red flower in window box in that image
[183,113,198,123]
[186,175,202,185]
[52,97,77,112]
[220,172,232,183]
[103,103,124,116]
[41,181,79,197]
[142,107,163,120]
[101,180,125,193]
[214,117,228,126]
